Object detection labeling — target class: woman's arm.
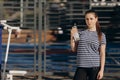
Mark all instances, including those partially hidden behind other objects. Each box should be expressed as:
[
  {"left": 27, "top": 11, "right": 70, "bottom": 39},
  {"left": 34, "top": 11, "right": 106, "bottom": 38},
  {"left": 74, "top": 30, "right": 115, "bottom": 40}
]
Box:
[
  {"left": 100, "top": 44, "right": 106, "bottom": 72},
  {"left": 70, "top": 28, "right": 78, "bottom": 52},
  {"left": 70, "top": 32, "right": 76, "bottom": 52},
  {"left": 97, "top": 44, "right": 106, "bottom": 79}
]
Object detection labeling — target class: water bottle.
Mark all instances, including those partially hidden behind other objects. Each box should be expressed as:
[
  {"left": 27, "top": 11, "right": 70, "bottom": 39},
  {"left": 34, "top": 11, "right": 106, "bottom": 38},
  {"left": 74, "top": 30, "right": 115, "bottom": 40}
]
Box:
[{"left": 72, "top": 23, "right": 80, "bottom": 41}]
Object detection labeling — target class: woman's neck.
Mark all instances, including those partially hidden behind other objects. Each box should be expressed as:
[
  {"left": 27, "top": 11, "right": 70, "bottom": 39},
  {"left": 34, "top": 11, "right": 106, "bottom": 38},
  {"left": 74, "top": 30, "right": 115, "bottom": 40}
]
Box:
[{"left": 87, "top": 27, "right": 96, "bottom": 31}]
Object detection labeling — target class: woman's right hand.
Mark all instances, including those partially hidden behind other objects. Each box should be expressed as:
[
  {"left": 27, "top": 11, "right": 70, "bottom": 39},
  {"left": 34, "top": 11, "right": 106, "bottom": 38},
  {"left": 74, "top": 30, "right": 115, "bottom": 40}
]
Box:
[{"left": 70, "top": 27, "right": 79, "bottom": 52}]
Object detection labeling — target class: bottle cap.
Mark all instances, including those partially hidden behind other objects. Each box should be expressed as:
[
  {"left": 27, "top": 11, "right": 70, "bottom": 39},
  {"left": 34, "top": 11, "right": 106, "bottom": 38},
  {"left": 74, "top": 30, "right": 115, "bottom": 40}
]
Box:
[{"left": 73, "top": 23, "right": 77, "bottom": 28}]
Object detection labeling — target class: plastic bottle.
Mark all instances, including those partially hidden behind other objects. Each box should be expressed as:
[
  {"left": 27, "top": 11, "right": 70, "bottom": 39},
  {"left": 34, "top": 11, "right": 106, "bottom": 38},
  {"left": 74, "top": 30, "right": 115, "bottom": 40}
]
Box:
[{"left": 72, "top": 23, "right": 80, "bottom": 41}]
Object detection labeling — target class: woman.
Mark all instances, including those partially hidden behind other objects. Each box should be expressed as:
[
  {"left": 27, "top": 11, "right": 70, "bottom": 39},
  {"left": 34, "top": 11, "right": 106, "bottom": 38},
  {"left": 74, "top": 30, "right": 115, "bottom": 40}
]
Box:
[{"left": 71, "top": 10, "right": 106, "bottom": 80}]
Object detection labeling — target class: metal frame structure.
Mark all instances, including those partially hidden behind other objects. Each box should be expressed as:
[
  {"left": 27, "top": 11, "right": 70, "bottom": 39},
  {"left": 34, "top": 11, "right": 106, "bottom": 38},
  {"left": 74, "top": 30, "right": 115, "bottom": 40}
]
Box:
[{"left": 1, "top": 0, "right": 47, "bottom": 80}]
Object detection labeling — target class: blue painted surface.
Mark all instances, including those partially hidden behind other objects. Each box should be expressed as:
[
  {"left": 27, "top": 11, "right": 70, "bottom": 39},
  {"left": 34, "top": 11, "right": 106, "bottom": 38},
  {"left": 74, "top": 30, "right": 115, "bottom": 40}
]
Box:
[{"left": 1, "top": 43, "right": 120, "bottom": 72}]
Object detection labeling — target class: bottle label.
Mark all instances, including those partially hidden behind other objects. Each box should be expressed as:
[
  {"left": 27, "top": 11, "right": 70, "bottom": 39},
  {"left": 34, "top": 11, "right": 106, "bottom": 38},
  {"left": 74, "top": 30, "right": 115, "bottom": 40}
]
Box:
[{"left": 73, "top": 32, "right": 80, "bottom": 41}]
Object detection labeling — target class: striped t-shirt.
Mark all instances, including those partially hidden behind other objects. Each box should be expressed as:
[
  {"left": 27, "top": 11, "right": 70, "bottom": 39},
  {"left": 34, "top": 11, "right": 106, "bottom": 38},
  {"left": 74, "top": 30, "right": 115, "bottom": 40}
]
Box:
[{"left": 76, "top": 29, "right": 106, "bottom": 67}]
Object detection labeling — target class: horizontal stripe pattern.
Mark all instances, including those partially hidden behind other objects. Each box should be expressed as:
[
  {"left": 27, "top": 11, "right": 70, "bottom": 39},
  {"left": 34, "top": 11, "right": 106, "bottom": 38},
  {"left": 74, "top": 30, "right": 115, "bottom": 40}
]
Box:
[{"left": 76, "top": 30, "right": 106, "bottom": 67}]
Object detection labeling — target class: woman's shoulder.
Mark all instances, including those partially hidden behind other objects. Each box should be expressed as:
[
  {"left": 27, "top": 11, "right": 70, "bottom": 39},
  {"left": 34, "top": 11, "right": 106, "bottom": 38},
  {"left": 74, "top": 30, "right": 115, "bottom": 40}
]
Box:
[
  {"left": 101, "top": 32, "right": 106, "bottom": 36},
  {"left": 78, "top": 29, "right": 87, "bottom": 34}
]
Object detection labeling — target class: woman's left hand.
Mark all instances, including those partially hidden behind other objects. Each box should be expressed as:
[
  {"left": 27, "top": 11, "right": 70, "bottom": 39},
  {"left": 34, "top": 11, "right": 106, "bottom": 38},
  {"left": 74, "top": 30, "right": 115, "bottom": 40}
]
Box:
[{"left": 97, "top": 70, "right": 104, "bottom": 80}]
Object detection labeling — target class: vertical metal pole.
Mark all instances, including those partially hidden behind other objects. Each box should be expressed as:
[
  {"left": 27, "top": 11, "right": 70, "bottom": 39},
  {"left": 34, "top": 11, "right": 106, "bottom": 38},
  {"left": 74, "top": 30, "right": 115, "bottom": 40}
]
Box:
[
  {"left": 0, "top": 1, "right": 3, "bottom": 19},
  {"left": 89, "top": 0, "right": 92, "bottom": 9},
  {"left": 20, "top": 0, "right": 24, "bottom": 27},
  {"left": 43, "top": 0, "right": 47, "bottom": 75},
  {"left": 34, "top": 0, "right": 37, "bottom": 75},
  {"left": 38, "top": 0, "right": 42, "bottom": 79},
  {"left": 2, "top": 29, "right": 12, "bottom": 80}
]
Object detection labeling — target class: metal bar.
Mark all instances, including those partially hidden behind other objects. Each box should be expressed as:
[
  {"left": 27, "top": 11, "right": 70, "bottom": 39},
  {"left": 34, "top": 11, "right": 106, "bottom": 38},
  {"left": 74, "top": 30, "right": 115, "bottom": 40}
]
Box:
[
  {"left": 33, "top": 0, "right": 37, "bottom": 74},
  {"left": 38, "top": 0, "right": 42, "bottom": 79},
  {"left": 0, "top": 1, "right": 3, "bottom": 19},
  {"left": 20, "top": 0, "right": 24, "bottom": 27},
  {"left": 89, "top": 0, "right": 92, "bottom": 9},
  {"left": 43, "top": 0, "right": 47, "bottom": 75}
]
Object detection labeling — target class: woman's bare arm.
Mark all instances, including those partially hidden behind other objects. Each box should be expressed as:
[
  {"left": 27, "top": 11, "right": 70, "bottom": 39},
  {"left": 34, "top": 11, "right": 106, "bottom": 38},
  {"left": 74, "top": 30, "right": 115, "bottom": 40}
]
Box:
[
  {"left": 100, "top": 44, "right": 106, "bottom": 72},
  {"left": 97, "top": 44, "right": 106, "bottom": 79},
  {"left": 70, "top": 32, "right": 75, "bottom": 52}
]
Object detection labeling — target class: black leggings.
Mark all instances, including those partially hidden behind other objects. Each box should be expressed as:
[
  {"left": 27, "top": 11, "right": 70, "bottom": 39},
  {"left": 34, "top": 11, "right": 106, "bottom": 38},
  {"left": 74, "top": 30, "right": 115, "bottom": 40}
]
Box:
[{"left": 73, "top": 67, "right": 100, "bottom": 80}]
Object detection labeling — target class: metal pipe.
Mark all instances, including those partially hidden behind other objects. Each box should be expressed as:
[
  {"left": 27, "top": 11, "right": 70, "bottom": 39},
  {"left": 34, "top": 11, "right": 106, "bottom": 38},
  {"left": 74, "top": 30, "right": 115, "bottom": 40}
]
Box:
[
  {"left": 38, "top": 0, "right": 42, "bottom": 79},
  {"left": 33, "top": 0, "right": 37, "bottom": 74},
  {"left": 20, "top": 0, "right": 24, "bottom": 27},
  {"left": 43, "top": 0, "right": 47, "bottom": 75},
  {"left": 89, "top": 0, "right": 92, "bottom": 9},
  {"left": 2, "top": 29, "right": 12, "bottom": 80}
]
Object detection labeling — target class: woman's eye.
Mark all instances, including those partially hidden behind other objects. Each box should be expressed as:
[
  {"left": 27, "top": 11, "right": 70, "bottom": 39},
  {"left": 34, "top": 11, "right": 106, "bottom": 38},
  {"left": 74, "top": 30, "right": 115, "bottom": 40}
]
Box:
[
  {"left": 90, "top": 18, "right": 93, "bottom": 20},
  {"left": 86, "top": 18, "right": 89, "bottom": 20}
]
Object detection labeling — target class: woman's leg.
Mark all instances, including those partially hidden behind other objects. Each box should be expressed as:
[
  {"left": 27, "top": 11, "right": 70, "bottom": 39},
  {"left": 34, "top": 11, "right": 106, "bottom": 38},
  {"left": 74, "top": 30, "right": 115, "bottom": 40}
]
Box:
[{"left": 73, "top": 67, "right": 87, "bottom": 80}]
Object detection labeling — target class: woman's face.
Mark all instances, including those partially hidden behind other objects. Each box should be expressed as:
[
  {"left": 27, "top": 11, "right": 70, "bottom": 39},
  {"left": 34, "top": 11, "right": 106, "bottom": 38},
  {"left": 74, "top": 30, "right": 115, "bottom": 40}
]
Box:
[{"left": 85, "top": 13, "right": 98, "bottom": 29}]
